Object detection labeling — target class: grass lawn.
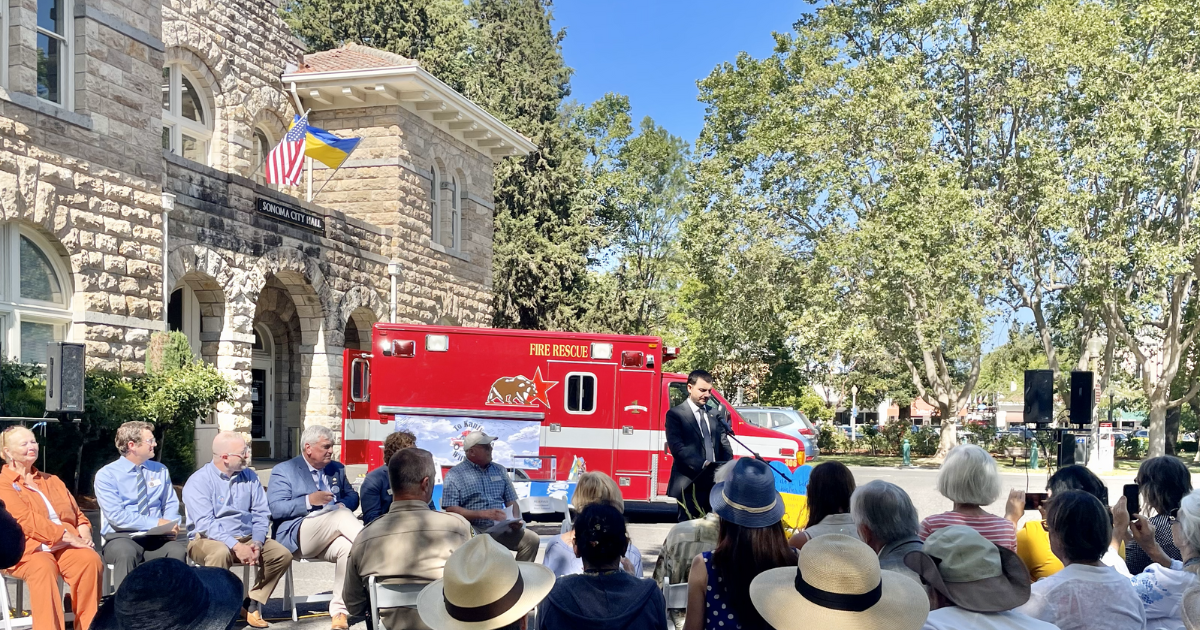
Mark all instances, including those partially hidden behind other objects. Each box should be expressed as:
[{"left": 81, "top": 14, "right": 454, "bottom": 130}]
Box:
[{"left": 823, "top": 453, "right": 1200, "bottom": 475}]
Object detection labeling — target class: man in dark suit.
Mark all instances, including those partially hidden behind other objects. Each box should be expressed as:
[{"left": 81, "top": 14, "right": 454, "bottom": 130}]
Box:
[
  {"left": 267, "top": 425, "right": 361, "bottom": 630},
  {"left": 666, "top": 369, "right": 734, "bottom": 521}
]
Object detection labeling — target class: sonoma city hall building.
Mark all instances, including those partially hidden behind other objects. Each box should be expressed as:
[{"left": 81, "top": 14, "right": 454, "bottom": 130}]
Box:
[{"left": 0, "top": 0, "right": 533, "bottom": 458}]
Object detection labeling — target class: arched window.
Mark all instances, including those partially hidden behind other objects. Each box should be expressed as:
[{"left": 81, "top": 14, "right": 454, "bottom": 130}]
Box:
[
  {"left": 251, "top": 128, "right": 271, "bottom": 185},
  {"left": 0, "top": 223, "right": 72, "bottom": 365},
  {"left": 162, "top": 64, "right": 211, "bottom": 165},
  {"left": 430, "top": 163, "right": 442, "bottom": 245}
]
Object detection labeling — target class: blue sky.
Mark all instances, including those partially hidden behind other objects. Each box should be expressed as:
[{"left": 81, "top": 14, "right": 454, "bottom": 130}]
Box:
[{"left": 551, "top": 0, "right": 812, "bottom": 143}]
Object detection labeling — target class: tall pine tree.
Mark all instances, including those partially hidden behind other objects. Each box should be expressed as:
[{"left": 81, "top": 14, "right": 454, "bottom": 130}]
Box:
[{"left": 466, "top": 0, "right": 597, "bottom": 330}]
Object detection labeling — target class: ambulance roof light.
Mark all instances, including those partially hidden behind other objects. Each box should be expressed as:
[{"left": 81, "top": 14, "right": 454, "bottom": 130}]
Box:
[
  {"left": 591, "top": 343, "right": 613, "bottom": 360},
  {"left": 426, "top": 334, "right": 450, "bottom": 352},
  {"left": 663, "top": 347, "right": 681, "bottom": 362}
]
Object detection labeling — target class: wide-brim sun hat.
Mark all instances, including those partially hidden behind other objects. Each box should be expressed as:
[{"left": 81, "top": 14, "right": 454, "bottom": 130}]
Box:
[
  {"left": 904, "top": 525, "right": 1031, "bottom": 613},
  {"left": 418, "top": 534, "right": 555, "bottom": 630},
  {"left": 749, "top": 534, "right": 929, "bottom": 630},
  {"left": 709, "top": 457, "right": 785, "bottom": 528},
  {"left": 93, "top": 558, "right": 243, "bottom": 630}
]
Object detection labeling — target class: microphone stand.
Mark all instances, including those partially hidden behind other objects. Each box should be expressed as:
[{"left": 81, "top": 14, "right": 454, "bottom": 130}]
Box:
[{"left": 713, "top": 412, "right": 793, "bottom": 483}]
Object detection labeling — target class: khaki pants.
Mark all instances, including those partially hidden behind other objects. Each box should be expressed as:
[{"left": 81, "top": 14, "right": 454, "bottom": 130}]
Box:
[
  {"left": 479, "top": 525, "right": 539, "bottom": 562},
  {"left": 298, "top": 507, "right": 363, "bottom": 617},
  {"left": 187, "top": 536, "right": 290, "bottom": 605}
]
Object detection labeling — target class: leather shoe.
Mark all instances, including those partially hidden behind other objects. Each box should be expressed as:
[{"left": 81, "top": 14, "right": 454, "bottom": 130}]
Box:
[
  {"left": 331, "top": 613, "right": 349, "bottom": 629},
  {"left": 243, "top": 608, "right": 269, "bottom": 628}
]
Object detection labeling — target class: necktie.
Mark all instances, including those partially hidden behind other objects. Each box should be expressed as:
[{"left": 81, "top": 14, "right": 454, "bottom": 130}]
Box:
[
  {"left": 311, "top": 468, "right": 324, "bottom": 491},
  {"left": 136, "top": 467, "right": 149, "bottom": 515},
  {"left": 698, "top": 407, "right": 716, "bottom": 463}
]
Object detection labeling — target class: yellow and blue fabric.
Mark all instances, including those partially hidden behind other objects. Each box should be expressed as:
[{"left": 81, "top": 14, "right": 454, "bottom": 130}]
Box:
[{"left": 302, "top": 120, "right": 362, "bottom": 169}]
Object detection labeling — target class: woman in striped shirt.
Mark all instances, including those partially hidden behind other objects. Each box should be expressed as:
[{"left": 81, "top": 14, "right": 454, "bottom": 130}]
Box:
[{"left": 919, "top": 444, "right": 1017, "bottom": 550}]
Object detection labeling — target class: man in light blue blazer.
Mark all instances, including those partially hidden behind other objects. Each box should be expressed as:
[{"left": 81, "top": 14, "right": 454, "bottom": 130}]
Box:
[{"left": 268, "top": 425, "right": 361, "bottom": 630}]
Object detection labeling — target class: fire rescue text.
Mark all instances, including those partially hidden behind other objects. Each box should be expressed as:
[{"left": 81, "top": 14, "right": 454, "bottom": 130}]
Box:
[{"left": 529, "top": 343, "right": 589, "bottom": 358}]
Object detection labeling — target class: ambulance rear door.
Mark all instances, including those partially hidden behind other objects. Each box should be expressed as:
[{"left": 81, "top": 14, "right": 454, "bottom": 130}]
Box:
[{"left": 545, "top": 360, "right": 617, "bottom": 479}]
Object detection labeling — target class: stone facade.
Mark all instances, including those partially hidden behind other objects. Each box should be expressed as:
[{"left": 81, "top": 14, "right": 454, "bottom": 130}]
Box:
[{"left": 0, "top": 0, "right": 529, "bottom": 458}]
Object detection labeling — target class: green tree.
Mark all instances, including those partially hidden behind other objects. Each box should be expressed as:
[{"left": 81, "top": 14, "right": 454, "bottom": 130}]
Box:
[
  {"left": 977, "top": 325, "right": 1050, "bottom": 398},
  {"left": 575, "top": 94, "right": 688, "bottom": 335},
  {"left": 281, "top": 0, "right": 474, "bottom": 91}
]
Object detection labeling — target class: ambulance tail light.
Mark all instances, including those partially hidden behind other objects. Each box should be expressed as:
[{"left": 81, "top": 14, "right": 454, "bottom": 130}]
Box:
[
  {"left": 621, "top": 351, "right": 645, "bottom": 368},
  {"left": 663, "top": 347, "right": 681, "bottom": 362},
  {"left": 591, "top": 343, "right": 613, "bottom": 360},
  {"left": 426, "top": 334, "right": 450, "bottom": 352},
  {"left": 779, "top": 447, "right": 796, "bottom": 458},
  {"left": 382, "top": 340, "right": 415, "bottom": 358}
]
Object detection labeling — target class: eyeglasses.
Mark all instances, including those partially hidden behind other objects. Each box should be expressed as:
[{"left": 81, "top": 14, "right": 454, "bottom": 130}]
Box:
[{"left": 222, "top": 450, "right": 250, "bottom": 459}]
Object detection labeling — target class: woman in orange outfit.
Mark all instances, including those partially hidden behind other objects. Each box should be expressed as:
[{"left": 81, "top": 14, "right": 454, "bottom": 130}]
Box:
[{"left": 0, "top": 426, "right": 102, "bottom": 630}]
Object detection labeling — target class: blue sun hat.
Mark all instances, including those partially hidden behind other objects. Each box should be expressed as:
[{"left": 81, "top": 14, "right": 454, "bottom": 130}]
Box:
[{"left": 710, "top": 457, "right": 786, "bottom": 527}]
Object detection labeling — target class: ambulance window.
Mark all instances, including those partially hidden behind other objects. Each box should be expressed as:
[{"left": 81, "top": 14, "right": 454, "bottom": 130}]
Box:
[
  {"left": 566, "top": 373, "right": 596, "bottom": 414},
  {"left": 350, "top": 358, "right": 370, "bottom": 403}
]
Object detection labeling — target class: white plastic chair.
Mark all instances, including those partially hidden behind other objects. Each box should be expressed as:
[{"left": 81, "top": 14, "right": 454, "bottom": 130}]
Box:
[
  {"left": 1, "top": 573, "right": 72, "bottom": 630},
  {"left": 367, "top": 576, "right": 424, "bottom": 630},
  {"left": 516, "top": 496, "right": 572, "bottom": 533},
  {"left": 661, "top": 577, "right": 688, "bottom": 624},
  {"left": 283, "top": 557, "right": 334, "bottom": 622}
]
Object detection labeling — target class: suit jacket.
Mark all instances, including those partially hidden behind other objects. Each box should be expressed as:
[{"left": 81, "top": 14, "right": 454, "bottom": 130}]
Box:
[
  {"left": 359, "top": 465, "right": 392, "bottom": 526},
  {"left": 0, "top": 465, "right": 90, "bottom": 561},
  {"left": 665, "top": 401, "right": 733, "bottom": 499},
  {"left": 268, "top": 456, "right": 360, "bottom": 553}
]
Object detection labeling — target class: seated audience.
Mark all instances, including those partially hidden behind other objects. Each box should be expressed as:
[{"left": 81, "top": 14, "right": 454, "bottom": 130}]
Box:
[
  {"left": 1127, "top": 487, "right": 1200, "bottom": 630},
  {"left": 748, "top": 533, "right": 929, "bottom": 630},
  {"left": 906, "top": 525, "right": 1056, "bottom": 629},
  {"left": 1007, "top": 464, "right": 1126, "bottom": 580},
  {"left": 653, "top": 463, "right": 731, "bottom": 630},
  {"left": 788, "top": 460, "right": 860, "bottom": 549},
  {"left": 539, "top": 503, "right": 667, "bottom": 630},
  {"left": 920, "top": 444, "right": 1016, "bottom": 550},
  {"left": 685, "top": 458, "right": 796, "bottom": 630},
  {"left": 442, "top": 431, "right": 539, "bottom": 561},
  {"left": 1015, "top": 490, "right": 1145, "bottom": 630},
  {"left": 267, "top": 425, "right": 362, "bottom": 630},
  {"left": 92, "top": 558, "right": 242, "bottom": 630},
  {"left": 184, "top": 431, "right": 291, "bottom": 629},
  {"left": 0, "top": 499, "right": 24, "bottom": 570},
  {"left": 852, "top": 479, "right": 924, "bottom": 580},
  {"left": 93, "top": 421, "right": 187, "bottom": 589},
  {"left": 344, "top": 448, "right": 473, "bottom": 630},
  {"left": 1125, "top": 456, "right": 1192, "bottom": 575},
  {"left": 360, "top": 430, "right": 416, "bottom": 525},
  {"left": 416, "top": 534, "right": 556, "bottom": 630},
  {"left": 543, "top": 471, "right": 643, "bottom": 577},
  {"left": 0, "top": 425, "right": 102, "bottom": 630}
]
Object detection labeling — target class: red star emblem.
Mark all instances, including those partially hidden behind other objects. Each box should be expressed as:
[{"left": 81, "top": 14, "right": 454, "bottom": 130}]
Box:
[{"left": 530, "top": 367, "right": 558, "bottom": 408}]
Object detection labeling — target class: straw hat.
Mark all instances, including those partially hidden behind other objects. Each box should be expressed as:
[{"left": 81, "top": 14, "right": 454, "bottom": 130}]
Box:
[
  {"left": 904, "top": 525, "right": 1031, "bottom": 613},
  {"left": 418, "top": 534, "right": 555, "bottom": 630},
  {"left": 709, "top": 457, "right": 785, "bottom": 528},
  {"left": 749, "top": 534, "right": 929, "bottom": 630}
]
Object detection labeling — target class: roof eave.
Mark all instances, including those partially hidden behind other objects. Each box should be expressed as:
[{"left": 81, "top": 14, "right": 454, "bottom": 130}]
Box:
[{"left": 282, "top": 65, "right": 537, "bottom": 159}]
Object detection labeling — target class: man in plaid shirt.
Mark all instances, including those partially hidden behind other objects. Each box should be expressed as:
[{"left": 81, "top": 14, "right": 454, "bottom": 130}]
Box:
[{"left": 441, "top": 431, "right": 540, "bottom": 561}]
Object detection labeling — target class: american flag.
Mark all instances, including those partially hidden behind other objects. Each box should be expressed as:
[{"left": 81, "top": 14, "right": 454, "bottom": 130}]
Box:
[{"left": 266, "top": 114, "right": 308, "bottom": 187}]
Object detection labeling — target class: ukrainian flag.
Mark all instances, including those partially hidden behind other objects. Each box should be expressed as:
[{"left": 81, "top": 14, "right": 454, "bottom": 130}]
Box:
[{"left": 304, "top": 123, "right": 362, "bottom": 170}]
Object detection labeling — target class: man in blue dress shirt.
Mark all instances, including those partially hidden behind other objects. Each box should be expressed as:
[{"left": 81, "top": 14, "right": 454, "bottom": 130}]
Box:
[
  {"left": 184, "top": 431, "right": 290, "bottom": 628},
  {"left": 94, "top": 421, "right": 188, "bottom": 589},
  {"left": 267, "top": 425, "right": 361, "bottom": 630}
]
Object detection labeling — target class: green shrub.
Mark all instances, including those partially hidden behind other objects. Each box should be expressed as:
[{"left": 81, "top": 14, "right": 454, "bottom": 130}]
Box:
[
  {"left": 910, "top": 426, "right": 940, "bottom": 457},
  {"left": 1118, "top": 437, "right": 1147, "bottom": 460},
  {"left": 818, "top": 426, "right": 850, "bottom": 454}
]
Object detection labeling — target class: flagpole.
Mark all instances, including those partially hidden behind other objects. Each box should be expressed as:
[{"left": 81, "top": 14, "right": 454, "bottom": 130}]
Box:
[{"left": 306, "top": 157, "right": 313, "bottom": 202}]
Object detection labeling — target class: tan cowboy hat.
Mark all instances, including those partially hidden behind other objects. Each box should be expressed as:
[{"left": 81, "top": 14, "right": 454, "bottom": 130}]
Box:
[
  {"left": 1183, "top": 584, "right": 1200, "bottom": 630},
  {"left": 749, "top": 534, "right": 929, "bottom": 630},
  {"left": 418, "top": 534, "right": 555, "bottom": 630},
  {"left": 904, "top": 525, "right": 1031, "bottom": 613}
]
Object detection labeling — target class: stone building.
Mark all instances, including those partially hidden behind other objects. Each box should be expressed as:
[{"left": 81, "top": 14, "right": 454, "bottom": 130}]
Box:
[{"left": 0, "top": 0, "right": 532, "bottom": 458}]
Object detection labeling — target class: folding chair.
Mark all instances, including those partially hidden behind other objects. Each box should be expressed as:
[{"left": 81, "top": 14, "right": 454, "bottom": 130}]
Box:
[
  {"left": 661, "top": 577, "right": 689, "bottom": 625},
  {"left": 283, "top": 557, "right": 334, "bottom": 622},
  {"left": 1, "top": 573, "right": 72, "bottom": 630},
  {"left": 367, "top": 576, "right": 424, "bottom": 630}
]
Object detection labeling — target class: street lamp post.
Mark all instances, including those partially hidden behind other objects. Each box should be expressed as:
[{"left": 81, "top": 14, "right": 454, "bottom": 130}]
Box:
[{"left": 850, "top": 384, "right": 860, "bottom": 441}]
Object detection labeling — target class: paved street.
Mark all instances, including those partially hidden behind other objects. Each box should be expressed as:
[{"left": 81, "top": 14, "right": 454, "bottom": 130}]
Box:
[{"left": 170, "top": 465, "right": 1169, "bottom": 629}]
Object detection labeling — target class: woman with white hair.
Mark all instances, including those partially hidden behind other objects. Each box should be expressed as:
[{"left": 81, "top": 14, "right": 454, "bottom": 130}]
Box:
[
  {"left": 1127, "top": 487, "right": 1200, "bottom": 630},
  {"left": 920, "top": 444, "right": 1017, "bottom": 550}
]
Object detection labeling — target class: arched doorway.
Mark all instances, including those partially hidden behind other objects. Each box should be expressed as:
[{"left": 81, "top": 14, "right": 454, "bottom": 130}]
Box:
[
  {"left": 250, "top": 323, "right": 275, "bottom": 459},
  {"left": 344, "top": 307, "right": 376, "bottom": 351}
]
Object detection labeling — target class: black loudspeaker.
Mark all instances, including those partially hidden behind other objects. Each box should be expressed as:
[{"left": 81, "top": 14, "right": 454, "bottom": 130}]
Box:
[
  {"left": 1057, "top": 430, "right": 1090, "bottom": 468},
  {"left": 1070, "top": 371, "right": 1095, "bottom": 426},
  {"left": 45, "top": 342, "right": 86, "bottom": 413},
  {"left": 1024, "top": 369, "right": 1054, "bottom": 424}
]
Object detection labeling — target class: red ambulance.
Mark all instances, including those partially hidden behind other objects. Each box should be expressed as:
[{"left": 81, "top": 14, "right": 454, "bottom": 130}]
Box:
[{"left": 341, "top": 324, "right": 806, "bottom": 505}]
